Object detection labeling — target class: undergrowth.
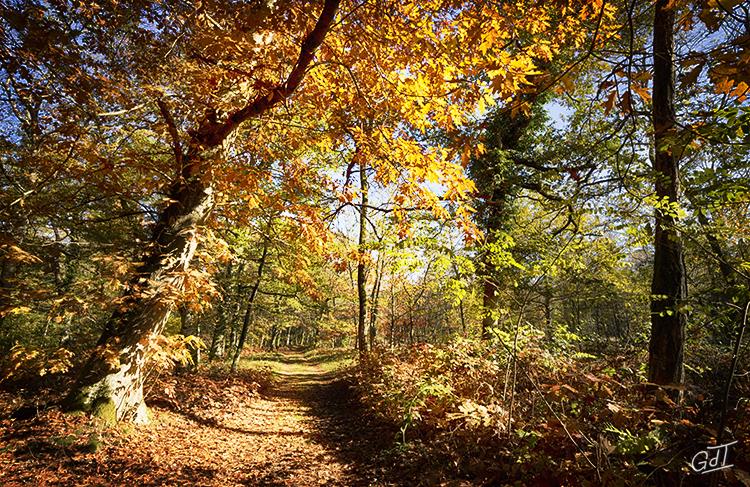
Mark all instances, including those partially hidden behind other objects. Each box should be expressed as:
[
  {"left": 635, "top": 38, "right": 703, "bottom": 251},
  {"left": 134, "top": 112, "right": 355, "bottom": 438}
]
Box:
[{"left": 352, "top": 337, "right": 750, "bottom": 486}]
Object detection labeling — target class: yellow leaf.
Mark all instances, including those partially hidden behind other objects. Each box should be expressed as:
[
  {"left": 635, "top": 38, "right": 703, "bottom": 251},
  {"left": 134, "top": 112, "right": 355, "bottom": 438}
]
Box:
[
  {"left": 632, "top": 84, "right": 651, "bottom": 102},
  {"left": 8, "top": 306, "right": 32, "bottom": 315}
]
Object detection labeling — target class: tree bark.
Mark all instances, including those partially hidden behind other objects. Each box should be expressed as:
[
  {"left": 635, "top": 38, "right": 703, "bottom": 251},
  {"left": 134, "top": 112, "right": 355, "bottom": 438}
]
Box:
[
  {"left": 209, "top": 261, "right": 236, "bottom": 360},
  {"left": 648, "top": 0, "right": 687, "bottom": 389},
  {"left": 0, "top": 254, "right": 15, "bottom": 331},
  {"left": 481, "top": 276, "right": 500, "bottom": 340},
  {"left": 477, "top": 108, "right": 533, "bottom": 339},
  {"left": 64, "top": 0, "right": 341, "bottom": 423},
  {"left": 480, "top": 183, "right": 512, "bottom": 340},
  {"left": 689, "top": 198, "right": 745, "bottom": 344},
  {"left": 65, "top": 166, "right": 214, "bottom": 423},
  {"left": 389, "top": 284, "right": 396, "bottom": 347},
  {"left": 230, "top": 237, "right": 269, "bottom": 372},
  {"left": 268, "top": 325, "right": 278, "bottom": 350},
  {"left": 357, "top": 158, "right": 369, "bottom": 352},
  {"left": 368, "top": 249, "right": 384, "bottom": 349}
]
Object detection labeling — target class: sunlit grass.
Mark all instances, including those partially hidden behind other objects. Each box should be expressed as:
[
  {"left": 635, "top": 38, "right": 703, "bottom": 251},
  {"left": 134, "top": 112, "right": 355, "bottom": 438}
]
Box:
[{"left": 240, "top": 348, "right": 356, "bottom": 375}]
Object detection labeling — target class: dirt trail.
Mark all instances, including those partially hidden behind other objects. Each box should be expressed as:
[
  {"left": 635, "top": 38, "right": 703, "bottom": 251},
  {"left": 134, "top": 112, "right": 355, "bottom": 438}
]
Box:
[
  {"left": 238, "top": 352, "right": 393, "bottom": 486},
  {"left": 1, "top": 352, "right": 399, "bottom": 486}
]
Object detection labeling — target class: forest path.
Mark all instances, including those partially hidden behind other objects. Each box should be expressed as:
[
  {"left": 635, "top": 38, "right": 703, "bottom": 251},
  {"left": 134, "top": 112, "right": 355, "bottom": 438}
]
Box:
[{"left": 235, "top": 350, "right": 392, "bottom": 486}]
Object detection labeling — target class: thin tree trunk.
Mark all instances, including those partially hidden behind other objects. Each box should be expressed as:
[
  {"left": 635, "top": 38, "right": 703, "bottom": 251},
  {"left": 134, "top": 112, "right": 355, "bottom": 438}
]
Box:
[
  {"left": 368, "top": 252, "right": 384, "bottom": 349},
  {"left": 0, "top": 253, "right": 16, "bottom": 331},
  {"left": 228, "top": 325, "right": 237, "bottom": 358},
  {"left": 481, "top": 279, "right": 498, "bottom": 339},
  {"left": 389, "top": 284, "right": 396, "bottom": 347},
  {"left": 209, "top": 321, "right": 226, "bottom": 360},
  {"left": 357, "top": 158, "right": 369, "bottom": 352},
  {"left": 209, "top": 261, "right": 234, "bottom": 360},
  {"left": 458, "top": 298, "right": 466, "bottom": 335},
  {"left": 695, "top": 209, "right": 734, "bottom": 281},
  {"left": 450, "top": 261, "right": 466, "bottom": 335},
  {"left": 648, "top": 0, "right": 687, "bottom": 389},
  {"left": 230, "top": 237, "right": 269, "bottom": 372},
  {"left": 543, "top": 286, "right": 554, "bottom": 328},
  {"left": 409, "top": 307, "right": 414, "bottom": 345},
  {"left": 691, "top": 201, "right": 744, "bottom": 343}
]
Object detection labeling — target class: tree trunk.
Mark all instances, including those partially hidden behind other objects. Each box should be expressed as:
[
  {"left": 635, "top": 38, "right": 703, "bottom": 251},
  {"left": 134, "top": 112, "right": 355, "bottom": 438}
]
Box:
[
  {"left": 696, "top": 209, "right": 734, "bottom": 281},
  {"left": 268, "top": 325, "right": 278, "bottom": 350},
  {"left": 458, "top": 297, "right": 466, "bottom": 335},
  {"left": 368, "top": 252, "right": 384, "bottom": 349},
  {"left": 0, "top": 254, "right": 15, "bottom": 331},
  {"left": 478, "top": 124, "right": 531, "bottom": 339},
  {"left": 230, "top": 237, "right": 269, "bottom": 372},
  {"left": 481, "top": 278, "right": 499, "bottom": 339},
  {"left": 408, "top": 307, "right": 414, "bottom": 345},
  {"left": 228, "top": 323, "right": 238, "bottom": 357},
  {"left": 209, "top": 322, "right": 227, "bottom": 360},
  {"left": 648, "top": 0, "right": 687, "bottom": 389},
  {"left": 480, "top": 188, "right": 507, "bottom": 340},
  {"left": 210, "top": 261, "right": 235, "bottom": 359},
  {"left": 388, "top": 284, "right": 396, "bottom": 349},
  {"left": 474, "top": 88, "right": 551, "bottom": 341},
  {"left": 691, "top": 202, "right": 744, "bottom": 344},
  {"left": 63, "top": 0, "right": 340, "bottom": 423},
  {"left": 543, "top": 283, "right": 553, "bottom": 332},
  {"left": 65, "top": 166, "right": 214, "bottom": 424},
  {"left": 357, "top": 158, "right": 369, "bottom": 352}
]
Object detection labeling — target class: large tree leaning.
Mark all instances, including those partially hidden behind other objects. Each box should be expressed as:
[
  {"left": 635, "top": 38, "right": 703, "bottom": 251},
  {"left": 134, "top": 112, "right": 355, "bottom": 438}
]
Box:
[
  {"left": 64, "top": 0, "right": 341, "bottom": 424},
  {"left": 647, "top": 0, "right": 687, "bottom": 390}
]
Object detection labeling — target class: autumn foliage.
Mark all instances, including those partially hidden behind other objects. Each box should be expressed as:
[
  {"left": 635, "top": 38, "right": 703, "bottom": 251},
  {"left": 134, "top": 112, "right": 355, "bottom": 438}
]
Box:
[{"left": 1, "top": 0, "right": 750, "bottom": 485}]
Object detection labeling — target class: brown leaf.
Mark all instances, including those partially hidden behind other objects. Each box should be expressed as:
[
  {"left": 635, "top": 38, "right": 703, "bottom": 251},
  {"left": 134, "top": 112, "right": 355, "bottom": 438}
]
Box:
[{"left": 681, "top": 62, "right": 704, "bottom": 87}]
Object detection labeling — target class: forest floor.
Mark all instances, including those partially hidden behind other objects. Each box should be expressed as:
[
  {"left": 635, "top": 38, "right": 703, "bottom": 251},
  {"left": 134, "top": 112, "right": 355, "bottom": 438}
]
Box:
[{"left": 0, "top": 350, "right": 430, "bottom": 486}]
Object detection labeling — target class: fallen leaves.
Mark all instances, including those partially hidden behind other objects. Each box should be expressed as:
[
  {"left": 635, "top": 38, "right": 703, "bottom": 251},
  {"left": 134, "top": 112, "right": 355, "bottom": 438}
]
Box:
[{"left": 0, "top": 355, "right": 398, "bottom": 486}]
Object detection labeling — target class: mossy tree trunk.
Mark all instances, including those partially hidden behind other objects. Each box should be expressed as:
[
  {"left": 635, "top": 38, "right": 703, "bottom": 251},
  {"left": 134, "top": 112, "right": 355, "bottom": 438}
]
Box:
[
  {"left": 64, "top": 155, "right": 214, "bottom": 423},
  {"left": 64, "top": 0, "right": 341, "bottom": 423},
  {"left": 474, "top": 108, "right": 533, "bottom": 340}
]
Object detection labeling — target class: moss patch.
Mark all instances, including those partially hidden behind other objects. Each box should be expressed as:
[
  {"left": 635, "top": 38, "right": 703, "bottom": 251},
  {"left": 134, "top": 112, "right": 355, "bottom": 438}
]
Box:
[
  {"left": 91, "top": 397, "right": 117, "bottom": 427},
  {"left": 51, "top": 434, "right": 77, "bottom": 448},
  {"left": 85, "top": 432, "right": 104, "bottom": 453}
]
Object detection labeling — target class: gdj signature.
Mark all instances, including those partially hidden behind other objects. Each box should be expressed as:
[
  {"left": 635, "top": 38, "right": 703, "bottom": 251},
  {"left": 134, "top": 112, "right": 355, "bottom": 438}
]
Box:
[{"left": 690, "top": 441, "right": 738, "bottom": 474}]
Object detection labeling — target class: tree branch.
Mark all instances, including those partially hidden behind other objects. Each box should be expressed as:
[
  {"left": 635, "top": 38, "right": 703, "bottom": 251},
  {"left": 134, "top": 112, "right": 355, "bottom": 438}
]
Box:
[
  {"left": 200, "top": 0, "right": 341, "bottom": 146},
  {"left": 156, "top": 98, "right": 183, "bottom": 168}
]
